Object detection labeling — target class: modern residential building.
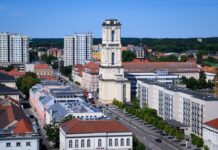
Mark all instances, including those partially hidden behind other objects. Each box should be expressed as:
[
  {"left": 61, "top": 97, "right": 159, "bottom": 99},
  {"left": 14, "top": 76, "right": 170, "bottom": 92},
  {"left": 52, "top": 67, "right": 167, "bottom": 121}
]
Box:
[
  {"left": 99, "top": 19, "right": 131, "bottom": 104},
  {"left": 203, "top": 118, "right": 218, "bottom": 150},
  {"left": 137, "top": 80, "right": 218, "bottom": 136},
  {"left": 0, "top": 102, "right": 39, "bottom": 150},
  {"left": 0, "top": 32, "right": 29, "bottom": 66},
  {"left": 82, "top": 61, "right": 100, "bottom": 92},
  {"left": 59, "top": 119, "right": 133, "bottom": 150},
  {"left": 63, "top": 33, "right": 92, "bottom": 66}
]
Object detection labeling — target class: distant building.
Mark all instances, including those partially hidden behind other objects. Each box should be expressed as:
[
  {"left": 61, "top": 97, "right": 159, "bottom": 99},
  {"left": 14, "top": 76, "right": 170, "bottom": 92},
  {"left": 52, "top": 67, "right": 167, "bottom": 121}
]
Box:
[
  {"left": 0, "top": 32, "right": 29, "bottom": 66},
  {"left": 59, "top": 119, "right": 133, "bottom": 150},
  {"left": 34, "top": 64, "right": 53, "bottom": 80},
  {"left": 0, "top": 83, "right": 19, "bottom": 101},
  {"left": 72, "top": 64, "right": 84, "bottom": 85},
  {"left": 203, "top": 118, "right": 218, "bottom": 150},
  {"left": 137, "top": 80, "right": 218, "bottom": 136},
  {"left": 47, "top": 48, "right": 62, "bottom": 58},
  {"left": 0, "top": 103, "right": 39, "bottom": 150},
  {"left": 0, "top": 72, "right": 16, "bottom": 88},
  {"left": 64, "top": 33, "right": 92, "bottom": 66}
]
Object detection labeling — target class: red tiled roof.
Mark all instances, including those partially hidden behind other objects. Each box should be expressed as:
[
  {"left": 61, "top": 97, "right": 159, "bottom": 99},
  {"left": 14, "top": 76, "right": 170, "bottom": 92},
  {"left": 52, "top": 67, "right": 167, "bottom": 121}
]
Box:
[
  {"left": 84, "top": 62, "right": 100, "bottom": 74},
  {"left": 123, "top": 62, "right": 199, "bottom": 73},
  {"left": 204, "top": 118, "right": 218, "bottom": 129},
  {"left": 73, "top": 64, "right": 84, "bottom": 77},
  {"left": 7, "top": 68, "right": 25, "bottom": 77},
  {"left": 61, "top": 119, "right": 130, "bottom": 134},
  {"left": 35, "top": 64, "right": 51, "bottom": 69},
  {"left": 14, "top": 119, "right": 33, "bottom": 134}
]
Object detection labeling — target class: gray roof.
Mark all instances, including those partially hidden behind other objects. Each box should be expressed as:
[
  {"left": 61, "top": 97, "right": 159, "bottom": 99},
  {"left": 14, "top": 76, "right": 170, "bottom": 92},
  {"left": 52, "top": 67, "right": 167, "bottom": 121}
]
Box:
[
  {"left": 47, "top": 103, "right": 68, "bottom": 122},
  {"left": 0, "top": 84, "right": 19, "bottom": 95},
  {"left": 140, "top": 80, "right": 218, "bottom": 101},
  {"left": 41, "top": 81, "right": 62, "bottom": 86},
  {"left": 39, "top": 95, "right": 53, "bottom": 105},
  {"left": 0, "top": 73, "right": 15, "bottom": 82}
]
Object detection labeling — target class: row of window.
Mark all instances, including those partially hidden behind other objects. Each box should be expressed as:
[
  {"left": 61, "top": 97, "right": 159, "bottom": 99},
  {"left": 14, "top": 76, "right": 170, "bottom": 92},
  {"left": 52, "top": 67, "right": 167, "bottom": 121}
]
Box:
[
  {"left": 6, "top": 142, "right": 31, "bottom": 147},
  {"left": 69, "top": 138, "right": 131, "bottom": 148}
]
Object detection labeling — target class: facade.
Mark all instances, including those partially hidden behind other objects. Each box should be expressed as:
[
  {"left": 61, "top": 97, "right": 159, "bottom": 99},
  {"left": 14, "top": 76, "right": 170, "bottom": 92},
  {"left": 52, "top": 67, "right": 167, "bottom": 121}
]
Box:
[
  {"left": 47, "top": 48, "right": 62, "bottom": 58},
  {"left": 60, "top": 119, "right": 133, "bottom": 150},
  {"left": 0, "top": 32, "right": 29, "bottom": 66},
  {"left": 99, "top": 19, "right": 131, "bottom": 104},
  {"left": 137, "top": 80, "right": 218, "bottom": 136},
  {"left": 34, "top": 64, "right": 53, "bottom": 79},
  {"left": 72, "top": 64, "right": 84, "bottom": 85},
  {"left": 64, "top": 33, "right": 92, "bottom": 66},
  {"left": 203, "top": 118, "right": 218, "bottom": 150},
  {"left": 0, "top": 103, "right": 39, "bottom": 150},
  {"left": 82, "top": 61, "right": 100, "bottom": 92}
]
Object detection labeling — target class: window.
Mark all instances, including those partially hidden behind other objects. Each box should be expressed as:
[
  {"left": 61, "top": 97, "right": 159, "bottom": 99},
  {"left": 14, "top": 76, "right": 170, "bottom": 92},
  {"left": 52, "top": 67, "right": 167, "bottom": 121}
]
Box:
[
  {"left": 109, "top": 139, "right": 112, "bottom": 147},
  {"left": 87, "top": 139, "right": 91, "bottom": 147},
  {"left": 115, "top": 138, "right": 118, "bottom": 146},
  {"left": 81, "top": 139, "right": 84, "bottom": 147},
  {"left": 75, "top": 140, "right": 78, "bottom": 148},
  {"left": 121, "top": 138, "right": 124, "bottom": 146},
  {"left": 123, "top": 84, "right": 126, "bottom": 102},
  {"left": 98, "top": 139, "right": 102, "bottom": 147},
  {"left": 6, "top": 143, "right": 11, "bottom": 147},
  {"left": 111, "top": 30, "right": 115, "bottom": 42},
  {"left": 126, "top": 138, "right": 130, "bottom": 146},
  {"left": 16, "top": 142, "right": 21, "bottom": 147},
  {"left": 111, "top": 52, "right": 115, "bottom": 65},
  {"left": 69, "top": 140, "right": 72, "bottom": 148},
  {"left": 26, "top": 142, "right": 31, "bottom": 146}
]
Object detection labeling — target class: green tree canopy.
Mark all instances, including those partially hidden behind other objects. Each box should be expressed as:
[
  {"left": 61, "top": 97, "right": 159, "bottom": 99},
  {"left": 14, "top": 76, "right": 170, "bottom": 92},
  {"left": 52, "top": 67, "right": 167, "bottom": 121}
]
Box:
[{"left": 122, "top": 50, "right": 136, "bottom": 62}]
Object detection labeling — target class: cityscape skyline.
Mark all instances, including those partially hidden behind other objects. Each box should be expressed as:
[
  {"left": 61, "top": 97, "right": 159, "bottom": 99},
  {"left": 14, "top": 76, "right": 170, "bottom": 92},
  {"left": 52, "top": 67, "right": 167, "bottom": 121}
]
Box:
[{"left": 0, "top": 0, "right": 218, "bottom": 38}]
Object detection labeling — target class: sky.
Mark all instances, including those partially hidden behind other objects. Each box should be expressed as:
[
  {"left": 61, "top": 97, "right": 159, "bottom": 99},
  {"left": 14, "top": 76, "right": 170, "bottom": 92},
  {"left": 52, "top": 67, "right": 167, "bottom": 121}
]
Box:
[{"left": 0, "top": 0, "right": 218, "bottom": 38}]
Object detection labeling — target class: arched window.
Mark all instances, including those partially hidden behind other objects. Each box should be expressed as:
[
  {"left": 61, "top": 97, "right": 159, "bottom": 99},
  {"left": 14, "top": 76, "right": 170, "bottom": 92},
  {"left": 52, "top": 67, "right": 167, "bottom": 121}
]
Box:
[
  {"left": 81, "top": 139, "right": 84, "bottom": 148},
  {"left": 123, "top": 84, "right": 126, "bottom": 102},
  {"left": 111, "top": 52, "right": 115, "bottom": 65},
  {"left": 87, "top": 139, "right": 91, "bottom": 147},
  {"left": 126, "top": 138, "right": 130, "bottom": 146},
  {"left": 69, "top": 140, "right": 72, "bottom": 148},
  {"left": 109, "top": 139, "right": 112, "bottom": 147},
  {"left": 111, "top": 30, "right": 115, "bottom": 42},
  {"left": 98, "top": 139, "right": 102, "bottom": 147},
  {"left": 115, "top": 138, "right": 118, "bottom": 146},
  {"left": 121, "top": 138, "right": 124, "bottom": 146},
  {"left": 75, "top": 140, "right": 78, "bottom": 148}
]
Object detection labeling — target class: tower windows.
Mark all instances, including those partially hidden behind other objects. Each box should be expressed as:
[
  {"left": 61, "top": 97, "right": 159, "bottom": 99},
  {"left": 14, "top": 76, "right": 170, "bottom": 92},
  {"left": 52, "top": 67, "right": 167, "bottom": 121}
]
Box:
[
  {"left": 111, "top": 30, "right": 115, "bottom": 42},
  {"left": 123, "top": 84, "right": 127, "bottom": 102},
  {"left": 111, "top": 52, "right": 115, "bottom": 65}
]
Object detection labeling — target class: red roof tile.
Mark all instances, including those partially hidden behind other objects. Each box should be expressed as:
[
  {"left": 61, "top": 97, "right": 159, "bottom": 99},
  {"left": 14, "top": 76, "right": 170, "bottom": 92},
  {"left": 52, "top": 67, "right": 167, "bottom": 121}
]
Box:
[
  {"left": 204, "top": 118, "right": 218, "bottom": 129},
  {"left": 61, "top": 119, "right": 130, "bottom": 134},
  {"left": 35, "top": 64, "right": 51, "bottom": 69},
  {"left": 14, "top": 119, "right": 33, "bottom": 134}
]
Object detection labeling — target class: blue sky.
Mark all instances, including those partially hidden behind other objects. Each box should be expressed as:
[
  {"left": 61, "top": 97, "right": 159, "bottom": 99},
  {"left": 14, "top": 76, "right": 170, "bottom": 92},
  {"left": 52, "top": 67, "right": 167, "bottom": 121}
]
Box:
[{"left": 0, "top": 0, "right": 218, "bottom": 38}]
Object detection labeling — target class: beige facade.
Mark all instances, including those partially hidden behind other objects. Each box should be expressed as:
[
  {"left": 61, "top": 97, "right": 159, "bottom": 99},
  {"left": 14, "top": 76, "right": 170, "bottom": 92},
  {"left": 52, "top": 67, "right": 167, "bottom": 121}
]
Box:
[{"left": 99, "top": 19, "right": 130, "bottom": 104}]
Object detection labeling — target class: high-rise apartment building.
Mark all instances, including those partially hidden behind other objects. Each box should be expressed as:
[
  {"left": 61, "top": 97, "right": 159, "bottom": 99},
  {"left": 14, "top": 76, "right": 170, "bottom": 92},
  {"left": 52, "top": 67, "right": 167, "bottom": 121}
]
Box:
[
  {"left": 0, "top": 32, "right": 29, "bottom": 66},
  {"left": 63, "top": 33, "right": 92, "bottom": 66}
]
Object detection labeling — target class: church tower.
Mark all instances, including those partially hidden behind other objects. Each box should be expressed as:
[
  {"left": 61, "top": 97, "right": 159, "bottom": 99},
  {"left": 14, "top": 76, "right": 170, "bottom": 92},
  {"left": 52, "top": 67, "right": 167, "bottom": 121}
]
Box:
[{"left": 99, "top": 19, "right": 131, "bottom": 104}]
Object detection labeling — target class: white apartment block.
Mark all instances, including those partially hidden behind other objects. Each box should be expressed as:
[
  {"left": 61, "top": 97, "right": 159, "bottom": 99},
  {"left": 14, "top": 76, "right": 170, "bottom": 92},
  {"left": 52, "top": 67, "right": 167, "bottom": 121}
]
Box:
[
  {"left": 64, "top": 33, "right": 92, "bottom": 66},
  {"left": 0, "top": 32, "right": 29, "bottom": 66},
  {"left": 137, "top": 80, "right": 218, "bottom": 136},
  {"left": 60, "top": 119, "right": 133, "bottom": 150}
]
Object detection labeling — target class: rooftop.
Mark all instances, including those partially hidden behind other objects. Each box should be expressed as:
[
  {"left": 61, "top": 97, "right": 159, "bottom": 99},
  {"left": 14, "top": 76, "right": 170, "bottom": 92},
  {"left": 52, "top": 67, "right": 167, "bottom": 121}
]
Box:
[
  {"left": 0, "top": 72, "right": 15, "bottom": 82},
  {"left": 140, "top": 80, "right": 218, "bottom": 101},
  {"left": 0, "top": 84, "right": 19, "bottom": 95},
  {"left": 204, "top": 118, "right": 218, "bottom": 129},
  {"left": 35, "top": 64, "right": 52, "bottom": 69},
  {"left": 61, "top": 119, "right": 130, "bottom": 134}
]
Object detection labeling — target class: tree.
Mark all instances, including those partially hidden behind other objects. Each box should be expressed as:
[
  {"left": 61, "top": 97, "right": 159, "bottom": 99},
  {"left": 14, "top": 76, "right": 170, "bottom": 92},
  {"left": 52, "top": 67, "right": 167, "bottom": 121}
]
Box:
[
  {"left": 60, "top": 65, "right": 72, "bottom": 77},
  {"left": 204, "top": 145, "right": 209, "bottom": 150},
  {"left": 61, "top": 115, "right": 72, "bottom": 123},
  {"left": 176, "top": 132, "right": 185, "bottom": 141},
  {"left": 52, "top": 61, "right": 59, "bottom": 70},
  {"left": 180, "top": 55, "right": 188, "bottom": 62},
  {"left": 131, "top": 97, "right": 140, "bottom": 109},
  {"left": 29, "top": 50, "right": 39, "bottom": 62},
  {"left": 122, "top": 50, "right": 136, "bottom": 62},
  {"left": 44, "top": 122, "right": 59, "bottom": 148}
]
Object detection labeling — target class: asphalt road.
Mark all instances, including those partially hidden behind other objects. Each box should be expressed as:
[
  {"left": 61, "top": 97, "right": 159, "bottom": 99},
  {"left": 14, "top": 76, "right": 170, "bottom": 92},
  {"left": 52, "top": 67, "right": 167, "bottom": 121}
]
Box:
[{"left": 104, "top": 107, "right": 195, "bottom": 150}]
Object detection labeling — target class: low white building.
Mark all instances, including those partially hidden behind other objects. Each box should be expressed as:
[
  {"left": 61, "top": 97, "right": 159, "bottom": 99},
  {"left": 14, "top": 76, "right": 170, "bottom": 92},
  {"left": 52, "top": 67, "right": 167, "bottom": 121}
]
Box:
[
  {"left": 59, "top": 119, "right": 133, "bottom": 150},
  {"left": 203, "top": 118, "right": 218, "bottom": 150},
  {"left": 137, "top": 80, "right": 218, "bottom": 136}
]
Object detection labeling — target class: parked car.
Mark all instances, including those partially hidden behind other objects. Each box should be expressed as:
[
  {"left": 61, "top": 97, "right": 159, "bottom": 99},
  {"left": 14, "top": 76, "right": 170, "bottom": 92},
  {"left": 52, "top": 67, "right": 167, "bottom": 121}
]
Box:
[{"left": 155, "top": 139, "right": 162, "bottom": 143}]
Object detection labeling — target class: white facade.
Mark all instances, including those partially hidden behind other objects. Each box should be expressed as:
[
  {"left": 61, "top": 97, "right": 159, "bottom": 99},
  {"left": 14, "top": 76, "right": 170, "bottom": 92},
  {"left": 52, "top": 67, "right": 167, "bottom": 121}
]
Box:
[
  {"left": 137, "top": 80, "right": 218, "bottom": 136},
  {"left": 203, "top": 122, "right": 218, "bottom": 150},
  {"left": 60, "top": 128, "right": 133, "bottom": 150},
  {"left": 0, "top": 32, "right": 29, "bottom": 65},
  {"left": 0, "top": 136, "right": 39, "bottom": 150},
  {"left": 63, "top": 33, "right": 92, "bottom": 66},
  {"left": 99, "top": 19, "right": 131, "bottom": 104}
]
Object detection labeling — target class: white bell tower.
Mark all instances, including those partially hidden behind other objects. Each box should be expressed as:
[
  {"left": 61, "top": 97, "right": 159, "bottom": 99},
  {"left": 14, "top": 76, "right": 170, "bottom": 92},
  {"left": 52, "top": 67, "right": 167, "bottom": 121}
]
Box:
[{"left": 99, "top": 19, "right": 131, "bottom": 104}]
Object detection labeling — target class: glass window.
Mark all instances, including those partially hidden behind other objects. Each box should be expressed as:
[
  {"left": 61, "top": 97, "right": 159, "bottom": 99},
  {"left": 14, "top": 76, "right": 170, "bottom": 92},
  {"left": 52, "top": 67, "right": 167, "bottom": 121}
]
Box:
[
  {"left": 81, "top": 139, "right": 84, "bottom": 147},
  {"left": 26, "top": 142, "right": 31, "bottom": 146},
  {"left": 115, "top": 138, "right": 118, "bottom": 146},
  {"left": 16, "top": 142, "right": 21, "bottom": 147},
  {"left": 109, "top": 139, "right": 112, "bottom": 147},
  {"left": 111, "top": 52, "right": 115, "bottom": 65},
  {"left": 69, "top": 140, "right": 72, "bottom": 148},
  {"left": 98, "top": 139, "right": 102, "bottom": 147},
  {"left": 87, "top": 139, "right": 91, "bottom": 147},
  {"left": 126, "top": 138, "right": 130, "bottom": 146},
  {"left": 75, "top": 140, "right": 78, "bottom": 148},
  {"left": 121, "top": 138, "right": 124, "bottom": 146},
  {"left": 111, "top": 30, "right": 115, "bottom": 42},
  {"left": 6, "top": 143, "right": 11, "bottom": 147}
]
